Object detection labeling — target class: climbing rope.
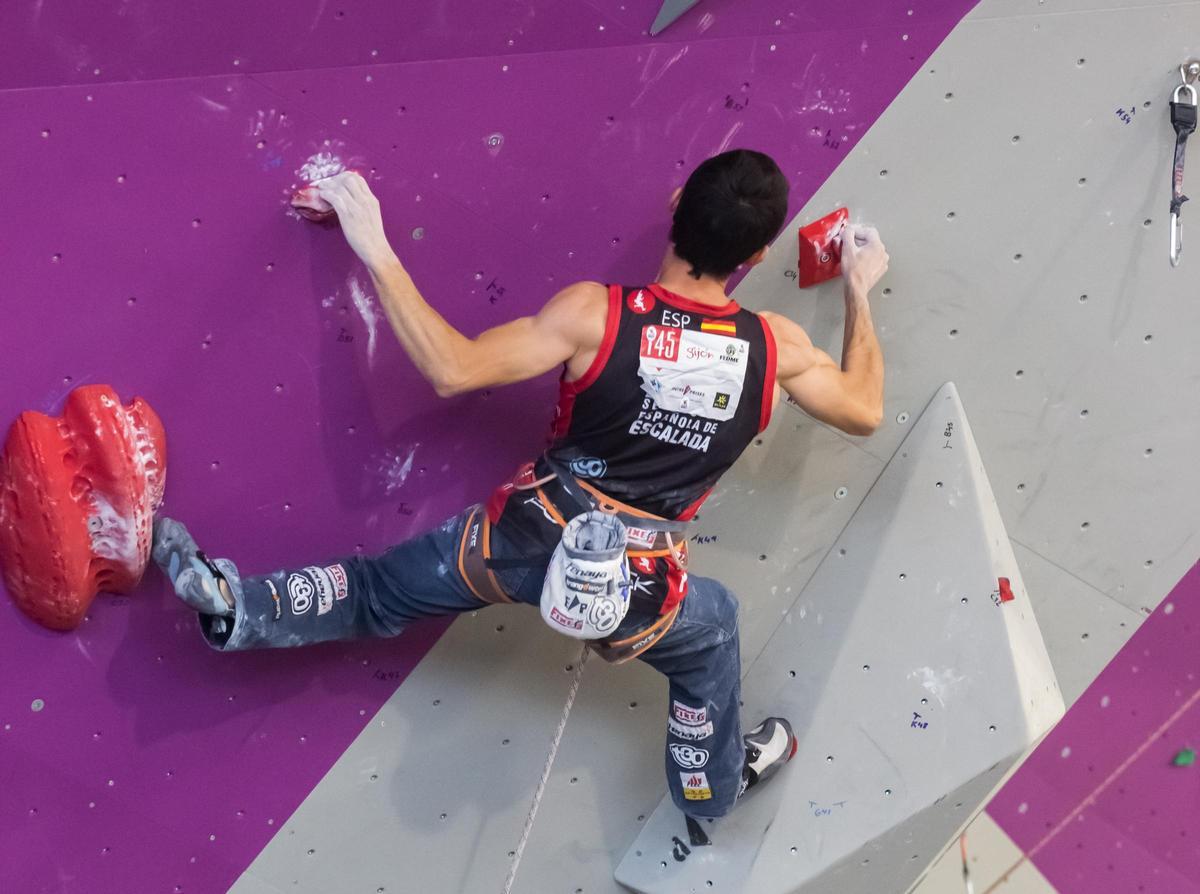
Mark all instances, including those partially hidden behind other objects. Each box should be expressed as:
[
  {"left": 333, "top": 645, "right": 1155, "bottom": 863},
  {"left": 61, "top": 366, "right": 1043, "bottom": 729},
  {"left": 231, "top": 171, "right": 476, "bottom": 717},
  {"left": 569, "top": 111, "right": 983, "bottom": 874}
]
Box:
[{"left": 501, "top": 645, "right": 591, "bottom": 894}]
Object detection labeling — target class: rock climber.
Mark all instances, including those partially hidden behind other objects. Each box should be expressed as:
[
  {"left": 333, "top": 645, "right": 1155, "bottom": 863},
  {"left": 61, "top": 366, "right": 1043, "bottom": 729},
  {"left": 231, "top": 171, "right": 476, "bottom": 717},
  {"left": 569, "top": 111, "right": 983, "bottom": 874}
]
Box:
[{"left": 153, "top": 148, "right": 888, "bottom": 819}]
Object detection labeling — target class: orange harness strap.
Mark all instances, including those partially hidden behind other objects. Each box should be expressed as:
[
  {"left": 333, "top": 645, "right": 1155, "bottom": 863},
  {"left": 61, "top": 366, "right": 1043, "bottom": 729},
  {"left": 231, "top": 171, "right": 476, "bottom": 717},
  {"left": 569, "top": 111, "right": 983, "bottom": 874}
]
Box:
[
  {"left": 588, "top": 604, "right": 681, "bottom": 665},
  {"left": 457, "top": 505, "right": 513, "bottom": 605}
]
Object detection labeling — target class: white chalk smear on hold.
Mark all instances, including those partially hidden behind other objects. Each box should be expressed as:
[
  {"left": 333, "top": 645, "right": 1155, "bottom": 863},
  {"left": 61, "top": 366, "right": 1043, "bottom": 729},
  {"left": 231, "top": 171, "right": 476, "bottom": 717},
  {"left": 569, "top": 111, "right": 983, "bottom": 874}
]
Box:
[
  {"left": 88, "top": 494, "right": 139, "bottom": 570},
  {"left": 297, "top": 151, "right": 345, "bottom": 184},
  {"left": 347, "top": 275, "right": 380, "bottom": 364}
]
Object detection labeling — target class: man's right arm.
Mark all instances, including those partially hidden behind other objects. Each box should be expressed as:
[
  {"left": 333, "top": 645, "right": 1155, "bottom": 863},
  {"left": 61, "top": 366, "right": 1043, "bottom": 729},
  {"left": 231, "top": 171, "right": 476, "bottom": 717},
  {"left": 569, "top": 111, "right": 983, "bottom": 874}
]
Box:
[{"left": 762, "top": 225, "right": 888, "bottom": 437}]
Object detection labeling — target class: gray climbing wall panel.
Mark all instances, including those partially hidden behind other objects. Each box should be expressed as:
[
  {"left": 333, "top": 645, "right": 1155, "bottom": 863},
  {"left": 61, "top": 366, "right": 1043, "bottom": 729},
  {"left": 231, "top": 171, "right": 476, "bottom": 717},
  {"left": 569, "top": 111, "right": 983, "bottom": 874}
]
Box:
[
  {"left": 230, "top": 606, "right": 584, "bottom": 894},
  {"left": 614, "top": 384, "right": 1063, "bottom": 893},
  {"left": 232, "top": 2, "right": 1198, "bottom": 893}
]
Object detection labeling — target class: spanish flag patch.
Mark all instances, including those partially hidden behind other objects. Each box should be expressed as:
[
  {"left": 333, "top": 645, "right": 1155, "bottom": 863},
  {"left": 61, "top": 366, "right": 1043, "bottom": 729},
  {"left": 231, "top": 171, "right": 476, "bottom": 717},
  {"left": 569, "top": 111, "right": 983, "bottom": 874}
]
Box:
[{"left": 699, "top": 319, "right": 737, "bottom": 336}]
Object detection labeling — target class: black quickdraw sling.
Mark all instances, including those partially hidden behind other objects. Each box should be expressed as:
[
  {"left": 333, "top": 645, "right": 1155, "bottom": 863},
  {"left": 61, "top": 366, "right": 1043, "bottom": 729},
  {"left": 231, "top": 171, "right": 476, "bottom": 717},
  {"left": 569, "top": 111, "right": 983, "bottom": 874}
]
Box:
[
  {"left": 457, "top": 456, "right": 694, "bottom": 663},
  {"left": 1170, "top": 62, "right": 1199, "bottom": 267}
]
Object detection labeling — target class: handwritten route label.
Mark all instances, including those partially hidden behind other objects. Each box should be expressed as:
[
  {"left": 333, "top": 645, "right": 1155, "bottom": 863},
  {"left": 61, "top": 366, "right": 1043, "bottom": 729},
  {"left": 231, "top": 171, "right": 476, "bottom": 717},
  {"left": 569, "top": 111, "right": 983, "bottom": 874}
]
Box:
[
  {"left": 911, "top": 711, "right": 929, "bottom": 730},
  {"left": 808, "top": 799, "right": 848, "bottom": 818}
]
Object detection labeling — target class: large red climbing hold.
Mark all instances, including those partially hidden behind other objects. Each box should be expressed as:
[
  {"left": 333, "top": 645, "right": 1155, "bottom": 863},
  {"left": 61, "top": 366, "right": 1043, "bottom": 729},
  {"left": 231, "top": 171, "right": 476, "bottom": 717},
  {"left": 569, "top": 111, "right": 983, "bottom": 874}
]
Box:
[
  {"left": 0, "top": 386, "right": 167, "bottom": 630},
  {"left": 797, "top": 207, "right": 849, "bottom": 288}
]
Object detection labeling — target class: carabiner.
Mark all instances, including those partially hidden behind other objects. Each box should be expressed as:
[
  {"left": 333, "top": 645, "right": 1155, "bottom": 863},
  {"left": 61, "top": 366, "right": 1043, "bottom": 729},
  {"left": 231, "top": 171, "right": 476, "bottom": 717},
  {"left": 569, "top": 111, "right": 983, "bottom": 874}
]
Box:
[{"left": 1169, "top": 63, "right": 1199, "bottom": 267}]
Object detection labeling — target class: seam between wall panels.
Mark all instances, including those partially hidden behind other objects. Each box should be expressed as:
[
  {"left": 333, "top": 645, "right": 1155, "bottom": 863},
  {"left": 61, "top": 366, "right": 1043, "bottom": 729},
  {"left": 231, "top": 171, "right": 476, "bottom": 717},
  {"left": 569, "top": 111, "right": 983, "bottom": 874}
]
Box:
[
  {"left": 968, "top": 0, "right": 1200, "bottom": 23},
  {"left": 0, "top": 13, "right": 979, "bottom": 95}
]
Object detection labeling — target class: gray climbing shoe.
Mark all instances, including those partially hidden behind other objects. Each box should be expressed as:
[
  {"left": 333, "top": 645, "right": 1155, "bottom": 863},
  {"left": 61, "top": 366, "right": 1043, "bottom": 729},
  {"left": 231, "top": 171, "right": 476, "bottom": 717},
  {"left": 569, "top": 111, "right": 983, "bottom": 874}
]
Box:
[
  {"left": 739, "top": 717, "right": 797, "bottom": 797},
  {"left": 152, "top": 516, "right": 241, "bottom": 617}
]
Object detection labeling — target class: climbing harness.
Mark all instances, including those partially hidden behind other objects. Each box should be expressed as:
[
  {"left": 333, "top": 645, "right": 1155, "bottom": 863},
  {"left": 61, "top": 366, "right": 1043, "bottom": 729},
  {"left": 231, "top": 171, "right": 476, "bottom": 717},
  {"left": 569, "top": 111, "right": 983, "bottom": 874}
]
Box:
[
  {"left": 458, "top": 457, "right": 693, "bottom": 662},
  {"left": 1169, "top": 61, "right": 1199, "bottom": 266}
]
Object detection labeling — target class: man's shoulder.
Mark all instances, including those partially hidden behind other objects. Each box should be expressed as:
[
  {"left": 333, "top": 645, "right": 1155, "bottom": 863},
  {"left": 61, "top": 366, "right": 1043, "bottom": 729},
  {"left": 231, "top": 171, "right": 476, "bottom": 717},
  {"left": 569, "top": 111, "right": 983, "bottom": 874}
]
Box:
[
  {"left": 540, "top": 281, "right": 612, "bottom": 351},
  {"left": 757, "top": 310, "right": 808, "bottom": 341},
  {"left": 547, "top": 280, "right": 610, "bottom": 314}
]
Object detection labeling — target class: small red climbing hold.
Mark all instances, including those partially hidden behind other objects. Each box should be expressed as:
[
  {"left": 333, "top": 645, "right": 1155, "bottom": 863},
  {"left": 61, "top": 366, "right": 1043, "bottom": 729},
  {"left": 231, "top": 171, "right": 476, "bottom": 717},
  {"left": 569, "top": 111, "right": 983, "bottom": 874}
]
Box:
[
  {"left": 291, "top": 185, "right": 336, "bottom": 222},
  {"left": 998, "top": 577, "right": 1015, "bottom": 603},
  {"left": 797, "top": 207, "right": 849, "bottom": 288}
]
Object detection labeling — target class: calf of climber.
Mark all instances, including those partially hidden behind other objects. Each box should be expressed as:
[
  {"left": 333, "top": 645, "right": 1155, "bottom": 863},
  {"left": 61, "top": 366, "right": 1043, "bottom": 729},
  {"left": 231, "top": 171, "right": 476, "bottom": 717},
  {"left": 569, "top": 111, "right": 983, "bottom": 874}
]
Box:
[{"left": 154, "top": 149, "right": 888, "bottom": 819}]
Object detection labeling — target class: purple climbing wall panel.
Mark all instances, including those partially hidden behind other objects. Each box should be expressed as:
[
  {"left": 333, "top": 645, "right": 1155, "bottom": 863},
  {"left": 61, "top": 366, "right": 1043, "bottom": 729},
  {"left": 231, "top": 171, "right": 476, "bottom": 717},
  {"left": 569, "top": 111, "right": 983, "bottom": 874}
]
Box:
[
  {"left": 0, "top": 2, "right": 981, "bottom": 891},
  {"left": 990, "top": 560, "right": 1200, "bottom": 893}
]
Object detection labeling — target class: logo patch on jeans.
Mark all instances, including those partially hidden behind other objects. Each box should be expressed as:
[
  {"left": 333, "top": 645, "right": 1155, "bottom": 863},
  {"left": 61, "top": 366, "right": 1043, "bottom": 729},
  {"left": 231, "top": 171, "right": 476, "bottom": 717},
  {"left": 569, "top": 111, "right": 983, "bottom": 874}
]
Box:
[
  {"left": 673, "top": 701, "right": 707, "bottom": 726},
  {"left": 669, "top": 744, "right": 710, "bottom": 769},
  {"left": 287, "top": 573, "right": 314, "bottom": 615},
  {"left": 680, "top": 771, "right": 713, "bottom": 801},
  {"left": 305, "top": 566, "right": 335, "bottom": 616},
  {"left": 266, "top": 580, "right": 282, "bottom": 620},
  {"left": 669, "top": 717, "right": 713, "bottom": 741},
  {"left": 325, "top": 564, "right": 349, "bottom": 600}
]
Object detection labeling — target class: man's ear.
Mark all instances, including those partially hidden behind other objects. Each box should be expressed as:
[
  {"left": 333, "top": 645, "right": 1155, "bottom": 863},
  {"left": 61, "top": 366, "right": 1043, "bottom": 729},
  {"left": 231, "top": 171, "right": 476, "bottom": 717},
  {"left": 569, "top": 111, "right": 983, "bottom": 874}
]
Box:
[
  {"left": 668, "top": 187, "right": 683, "bottom": 213},
  {"left": 744, "top": 245, "right": 769, "bottom": 267}
]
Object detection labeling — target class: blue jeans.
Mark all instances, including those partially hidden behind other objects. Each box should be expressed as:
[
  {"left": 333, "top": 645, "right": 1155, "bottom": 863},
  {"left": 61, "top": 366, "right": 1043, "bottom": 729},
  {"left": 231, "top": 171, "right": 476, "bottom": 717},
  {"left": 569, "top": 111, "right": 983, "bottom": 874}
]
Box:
[{"left": 204, "top": 507, "right": 745, "bottom": 818}]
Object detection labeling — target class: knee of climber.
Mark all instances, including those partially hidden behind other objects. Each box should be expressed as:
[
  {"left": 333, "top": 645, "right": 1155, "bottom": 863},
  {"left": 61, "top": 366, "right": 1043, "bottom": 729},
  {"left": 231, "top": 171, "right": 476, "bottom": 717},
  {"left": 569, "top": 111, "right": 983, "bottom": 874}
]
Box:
[{"left": 712, "top": 584, "right": 740, "bottom": 639}]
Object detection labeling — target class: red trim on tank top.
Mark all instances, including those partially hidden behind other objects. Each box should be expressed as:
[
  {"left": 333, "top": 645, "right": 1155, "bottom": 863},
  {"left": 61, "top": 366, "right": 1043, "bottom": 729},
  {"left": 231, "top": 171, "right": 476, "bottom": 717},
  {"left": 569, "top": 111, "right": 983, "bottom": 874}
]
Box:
[
  {"left": 758, "top": 315, "right": 778, "bottom": 433},
  {"left": 676, "top": 488, "right": 712, "bottom": 521},
  {"left": 647, "top": 283, "right": 740, "bottom": 317},
  {"left": 563, "top": 284, "right": 622, "bottom": 395},
  {"left": 548, "top": 284, "right": 623, "bottom": 440}
]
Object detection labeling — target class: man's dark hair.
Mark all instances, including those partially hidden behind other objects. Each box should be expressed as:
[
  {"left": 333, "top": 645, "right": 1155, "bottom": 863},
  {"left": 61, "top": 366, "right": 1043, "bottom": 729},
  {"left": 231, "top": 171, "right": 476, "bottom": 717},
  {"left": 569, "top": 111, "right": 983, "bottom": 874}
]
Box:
[{"left": 670, "top": 149, "right": 789, "bottom": 279}]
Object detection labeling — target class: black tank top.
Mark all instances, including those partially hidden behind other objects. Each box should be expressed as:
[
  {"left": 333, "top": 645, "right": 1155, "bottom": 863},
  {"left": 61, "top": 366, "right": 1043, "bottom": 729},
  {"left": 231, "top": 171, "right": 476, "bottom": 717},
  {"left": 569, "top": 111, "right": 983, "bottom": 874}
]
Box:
[{"left": 543, "top": 283, "right": 777, "bottom": 519}]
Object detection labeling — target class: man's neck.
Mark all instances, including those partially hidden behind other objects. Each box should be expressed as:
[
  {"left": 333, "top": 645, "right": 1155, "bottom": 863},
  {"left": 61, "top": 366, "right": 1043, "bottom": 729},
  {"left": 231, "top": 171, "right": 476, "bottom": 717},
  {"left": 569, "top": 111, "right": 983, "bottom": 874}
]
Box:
[{"left": 655, "top": 250, "right": 733, "bottom": 307}]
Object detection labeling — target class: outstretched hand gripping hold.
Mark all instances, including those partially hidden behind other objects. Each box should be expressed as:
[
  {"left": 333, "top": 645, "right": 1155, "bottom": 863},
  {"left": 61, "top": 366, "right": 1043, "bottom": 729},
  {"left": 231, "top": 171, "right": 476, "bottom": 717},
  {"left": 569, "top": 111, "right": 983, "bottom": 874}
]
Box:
[
  {"left": 0, "top": 386, "right": 166, "bottom": 630},
  {"left": 290, "top": 184, "right": 337, "bottom": 222},
  {"left": 796, "top": 207, "right": 849, "bottom": 287},
  {"left": 291, "top": 171, "right": 399, "bottom": 271},
  {"left": 290, "top": 169, "right": 367, "bottom": 221}
]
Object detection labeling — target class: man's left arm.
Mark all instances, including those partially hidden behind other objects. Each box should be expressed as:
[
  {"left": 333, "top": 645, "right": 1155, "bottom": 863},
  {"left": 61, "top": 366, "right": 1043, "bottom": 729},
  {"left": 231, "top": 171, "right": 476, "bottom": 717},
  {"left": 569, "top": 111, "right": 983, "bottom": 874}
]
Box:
[{"left": 314, "top": 172, "right": 602, "bottom": 397}]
